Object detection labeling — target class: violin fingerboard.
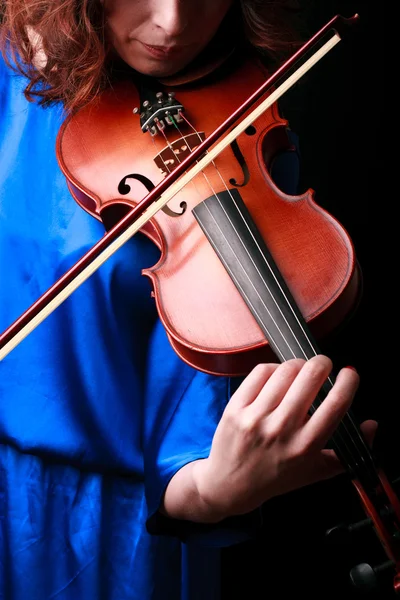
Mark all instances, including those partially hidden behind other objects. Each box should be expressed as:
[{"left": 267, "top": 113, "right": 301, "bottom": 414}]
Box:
[{"left": 192, "top": 189, "right": 320, "bottom": 364}]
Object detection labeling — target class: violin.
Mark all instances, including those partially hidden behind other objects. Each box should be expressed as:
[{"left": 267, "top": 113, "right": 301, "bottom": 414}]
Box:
[{"left": 0, "top": 13, "right": 399, "bottom": 594}]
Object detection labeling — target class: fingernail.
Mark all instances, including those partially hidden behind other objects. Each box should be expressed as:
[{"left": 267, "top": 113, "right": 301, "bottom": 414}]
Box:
[{"left": 345, "top": 365, "right": 357, "bottom": 372}]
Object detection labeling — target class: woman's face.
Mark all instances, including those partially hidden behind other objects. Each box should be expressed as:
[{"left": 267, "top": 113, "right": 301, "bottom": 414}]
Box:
[{"left": 104, "top": 0, "right": 233, "bottom": 77}]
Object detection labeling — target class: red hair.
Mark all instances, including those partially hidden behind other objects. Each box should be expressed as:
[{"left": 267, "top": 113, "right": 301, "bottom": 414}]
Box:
[{"left": 0, "top": 0, "right": 303, "bottom": 112}]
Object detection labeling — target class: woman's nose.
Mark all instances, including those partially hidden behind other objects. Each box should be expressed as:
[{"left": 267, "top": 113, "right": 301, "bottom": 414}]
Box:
[{"left": 152, "top": 0, "right": 189, "bottom": 37}]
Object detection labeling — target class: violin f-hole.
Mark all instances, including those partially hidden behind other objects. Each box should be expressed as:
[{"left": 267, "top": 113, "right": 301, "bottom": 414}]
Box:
[
  {"left": 118, "top": 173, "right": 186, "bottom": 217},
  {"left": 229, "top": 139, "right": 250, "bottom": 187}
]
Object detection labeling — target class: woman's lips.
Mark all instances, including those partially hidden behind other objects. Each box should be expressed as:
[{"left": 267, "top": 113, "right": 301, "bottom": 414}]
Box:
[{"left": 140, "top": 42, "right": 186, "bottom": 59}]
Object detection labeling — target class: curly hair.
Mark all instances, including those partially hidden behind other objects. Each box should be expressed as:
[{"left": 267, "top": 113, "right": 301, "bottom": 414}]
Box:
[{"left": 0, "top": 0, "right": 303, "bottom": 112}]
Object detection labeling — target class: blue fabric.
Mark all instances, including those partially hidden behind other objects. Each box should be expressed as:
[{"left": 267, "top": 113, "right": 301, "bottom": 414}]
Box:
[
  {"left": 0, "top": 56, "right": 299, "bottom": 600},
  {"left": 0, "top": 57, "right": 255, "bottom": 600}
]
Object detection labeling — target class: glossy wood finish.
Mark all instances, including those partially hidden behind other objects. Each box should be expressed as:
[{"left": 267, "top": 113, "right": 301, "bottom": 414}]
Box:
[{"left": 57, "top": 53, "right": 360, "bottom": 376}]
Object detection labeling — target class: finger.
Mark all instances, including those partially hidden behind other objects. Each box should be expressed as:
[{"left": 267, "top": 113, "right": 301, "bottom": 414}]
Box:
[
  {"left": 296, "top": 422, "right": 378, "bottom": 489},
  {"left": 310, "top": 448, "right": 347, "bottom": 481},
  {"left": 268, "top": 355, "right": 333, "bottom": 431},
  {"left": 247, "top": 358, "right": 306, "bottom": 418},
  {"left": 360, "top": 419, "right": 378, "bottom": 447},
  {"left": 308, "top": 421, "right": 378, "bottom": 484},
  {"left": 229, "top": 362, "right": 280, "bottom": 408},
  {"left": 301, "top": 365, "right": 360, "bottom": 451}
]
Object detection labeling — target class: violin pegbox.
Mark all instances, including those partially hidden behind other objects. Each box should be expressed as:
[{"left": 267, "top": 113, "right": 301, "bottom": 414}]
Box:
[{"left": 132, "top": 90, "right": 184, "bottom": 136}]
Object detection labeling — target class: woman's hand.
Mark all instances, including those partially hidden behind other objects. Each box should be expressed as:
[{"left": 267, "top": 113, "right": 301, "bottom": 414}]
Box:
[
  {"left": 192, "top": 355, "right": 376, "bottom": 518},
  {"left": 163, "top": 354, "right": 376, "bottom": 523}
]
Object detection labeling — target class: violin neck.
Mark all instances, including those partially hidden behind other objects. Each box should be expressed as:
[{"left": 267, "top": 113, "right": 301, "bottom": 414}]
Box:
[{"left": 192, "top": 189, "right": 377, "bottom": 487}]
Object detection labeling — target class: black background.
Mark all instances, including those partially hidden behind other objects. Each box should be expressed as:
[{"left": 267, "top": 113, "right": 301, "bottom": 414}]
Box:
[{"left": 222, "top": 2, "right": 392, "bottom": 599}]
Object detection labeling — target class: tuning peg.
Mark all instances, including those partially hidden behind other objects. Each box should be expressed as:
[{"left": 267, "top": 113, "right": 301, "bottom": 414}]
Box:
[
  {"left": 325, "top": 517, "right": 373, "bottom": 544},
  {"left": 350, "top": 560, "right": 395, "bottom": 593}
]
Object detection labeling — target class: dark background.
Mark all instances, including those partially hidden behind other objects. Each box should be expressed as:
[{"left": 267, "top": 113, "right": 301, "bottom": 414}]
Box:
[{"left": 222, "top": 2, "right": 392, "bottom": 599}]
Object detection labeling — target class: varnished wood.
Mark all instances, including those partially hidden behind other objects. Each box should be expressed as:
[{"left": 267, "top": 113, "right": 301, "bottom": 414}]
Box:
[{"left": 57, "top": 50, "right": 360, "bottom": 376}]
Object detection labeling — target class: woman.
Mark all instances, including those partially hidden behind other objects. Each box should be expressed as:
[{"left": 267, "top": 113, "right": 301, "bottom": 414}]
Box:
[{"left": 0, "top": 1, "right": 374, "bottom": 599}]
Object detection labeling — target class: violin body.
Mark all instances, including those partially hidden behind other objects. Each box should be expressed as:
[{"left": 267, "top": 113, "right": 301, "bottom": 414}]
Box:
[{"left": 56, "top": 51, "right": 360, "bottom": 376}]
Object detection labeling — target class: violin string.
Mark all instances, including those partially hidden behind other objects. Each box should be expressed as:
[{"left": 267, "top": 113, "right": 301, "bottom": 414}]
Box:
[
  {"left": 150, "top": 113, "right": 231, "bottom": 206},
  {"left": 169, "top": 114, "right": 367, "bottom": 472},
  {"left": 176, "top": 114, "right": 236, "bottom": 202},
  {"left": 155, "top": 116, "right": 231, "bottom": 209},
  {"left": 151, "top": 135, "right": 171, "bottom": 175},
  {"left": 152, "top": 123, "right": 203, "bottom": 198}
]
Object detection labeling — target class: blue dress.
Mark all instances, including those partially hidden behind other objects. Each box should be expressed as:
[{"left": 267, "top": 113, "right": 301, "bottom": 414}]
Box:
[
  {"left": 0, "top": 55, "right": 267, "bottom": 600},
  {"left": 0, "top": 55, "right": 299, "bottom": 599}
]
